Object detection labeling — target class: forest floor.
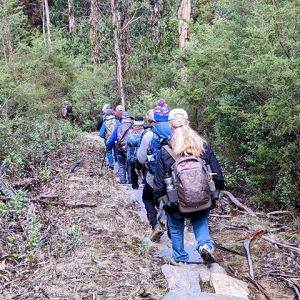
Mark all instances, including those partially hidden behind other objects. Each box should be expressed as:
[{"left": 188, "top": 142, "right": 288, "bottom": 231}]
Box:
[{"left": 1, "top": 132, "right": 299, "bottom": 299}]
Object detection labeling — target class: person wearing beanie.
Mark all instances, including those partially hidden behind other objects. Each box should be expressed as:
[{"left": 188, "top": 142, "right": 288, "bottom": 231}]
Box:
[
  {"left": 136, "top": 99, "right": 172, "bottom": 242},
  {"left": 106, "top": 111, "right": 133, "bottom": 183},
  {"left": 153, "top": 108, "right": 224, "bottom": 265}
]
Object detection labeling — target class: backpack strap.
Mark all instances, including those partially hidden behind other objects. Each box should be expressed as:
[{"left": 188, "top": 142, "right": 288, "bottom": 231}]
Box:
[
  {"left": 163, "top": 145, "right": 178, "bottom": 162},
  {"left": 118, "top": 124, "right": 132, "bottom": 143}
]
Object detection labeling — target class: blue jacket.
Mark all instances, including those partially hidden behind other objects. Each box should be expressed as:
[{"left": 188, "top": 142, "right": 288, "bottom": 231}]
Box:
[{"left": 99, "top": 119, "right": 120, "bottom": 139}]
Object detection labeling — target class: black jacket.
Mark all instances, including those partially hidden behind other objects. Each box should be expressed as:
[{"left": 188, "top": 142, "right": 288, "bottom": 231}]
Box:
[{"left": 153, "top": 143, "right": 224, "bottom": 218}]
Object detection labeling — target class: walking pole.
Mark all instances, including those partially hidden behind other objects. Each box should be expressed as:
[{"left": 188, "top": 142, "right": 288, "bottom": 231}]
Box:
[{"left": 99, "top": 148, "right": 108, "bottom": 177}]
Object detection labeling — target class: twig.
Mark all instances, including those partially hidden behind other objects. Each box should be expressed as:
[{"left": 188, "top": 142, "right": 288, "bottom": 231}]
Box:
[
  {"left": 246, "top": 277, "right": 272, "bottom": 300},
  {"left": 244, "top": 239, "right": 255, "bottom": 279},
  {"left": 68, "top": 159, "right": 82, "bottom": 173},
  {"left": 280, "top": 277, "right": 300, "bottom": 299},
  {"left": 210, "top": 214, "right": 232, "bottom": 219},
  {"left": 262, "top": 236, "right": 300, "bottom": 255},
  {"left": 221, "top": 191, "right": 256, "bottom": 216}
]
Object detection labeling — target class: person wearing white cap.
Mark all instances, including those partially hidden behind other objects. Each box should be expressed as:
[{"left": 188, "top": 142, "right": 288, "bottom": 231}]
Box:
[{"left": 153, "top": 108, "right": 224, "bottom": 265}]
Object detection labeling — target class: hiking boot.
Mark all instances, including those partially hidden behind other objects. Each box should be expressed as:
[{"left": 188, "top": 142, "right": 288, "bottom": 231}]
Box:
[
  {"left": 150, "top": 224, "right": 164, "bottom": 242},
  {"left": 198, "top": 244, "right": 215, "bottom": 265},
  {"left": 132, "top": 182, "right": 139, "bottom": 190}
]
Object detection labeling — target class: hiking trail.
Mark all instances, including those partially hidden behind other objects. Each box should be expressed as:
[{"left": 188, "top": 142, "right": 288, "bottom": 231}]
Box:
[{"left": 1, "top": 132, "right": 297, "bottom": 299}]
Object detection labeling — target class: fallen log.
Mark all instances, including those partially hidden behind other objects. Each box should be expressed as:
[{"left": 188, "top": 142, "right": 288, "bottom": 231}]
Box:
[
  {"left": 68, "top": 159, "right": 82, "bottom": 173},
  {"left": 221, "top": 191, "right": 256, "bottom": 216},
  {"left": 244, "top": 239, "right": 255, "bottom": 279}
]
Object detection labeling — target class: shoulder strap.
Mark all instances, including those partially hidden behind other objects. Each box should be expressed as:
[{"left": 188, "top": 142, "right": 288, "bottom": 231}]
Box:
[
  {"left": 118, "top": 124, "right": 132, "bottom": 143},
  {"left": 163, "top": 145, "right": 178, "bottom": 162}
]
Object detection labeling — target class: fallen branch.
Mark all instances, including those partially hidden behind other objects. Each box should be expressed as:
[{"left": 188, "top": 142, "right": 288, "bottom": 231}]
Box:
[
  {"left": 68, "top": 159, "right": 82, "bottom": 173},
  {"left": 0, "top": 161, "right": 9, "bottom": 177},
  {"left": 244, "top": 239, "right": 255, "bottom": 279},
  {"left": 280, "top": 277, "right": 300, "bottom": 299},
  {"left": 12, "top": 178, "right": 37, "bottom": 189},
  {"left": 221, "top": 191, "right": 256, "bottom": 216},
  {"left": 262, "top": 236, "right": 300, "bottom": 255},
  {"left": 33, "top": 198, "right": 97, "bottom": 209},
  {"left": 0, "top": 179, "right": 15, "bottom": 199},
  {"left": 210, "top": 214, "right": 232, "bottom": 219},
  {"left": 246, "top": 277, "right": 272, "bottom": 300}
]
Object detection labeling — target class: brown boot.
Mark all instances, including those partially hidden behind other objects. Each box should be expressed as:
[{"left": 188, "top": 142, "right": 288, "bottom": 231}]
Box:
[{"left": 150, "top": 224, "right": 164, "bottom": 242}]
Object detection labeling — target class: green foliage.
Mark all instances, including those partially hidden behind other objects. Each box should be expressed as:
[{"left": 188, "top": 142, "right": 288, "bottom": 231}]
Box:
[{"left": 27, "top": 213, "right": 42, "bottom": 252}]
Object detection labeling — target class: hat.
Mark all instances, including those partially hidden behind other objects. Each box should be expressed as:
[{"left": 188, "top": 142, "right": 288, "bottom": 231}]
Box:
[
  {"left": 121, "top": 111, "right": 132, "bottom": 119},
  {"left": 116, "top": 105, "right": 125, "bottom": 112},
  {"left": 153, "top": 99, "right": 171, "bottom": 122},
  {"left": 102, "top": 103, "right": 112, "bottom": 113},
  {"left": 168, "top": 108, "right": 188, "bottom": 121},
  {"left": 134, "top": 115, "right": 144, "bottom": 126},
  {"left": 105, "top": 109, "right": 115, "bottom": 120}
]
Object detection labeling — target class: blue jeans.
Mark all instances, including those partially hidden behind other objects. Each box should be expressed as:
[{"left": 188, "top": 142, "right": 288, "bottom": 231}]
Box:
[
  {"left": 117, "top": 152, "right": 131, "bottom": 183},
  {"left": 106, "top": 146, "right": 115, "bottom": 169},
  {"left": 166, "top": 211, "right": 213, "bottom": 262}
]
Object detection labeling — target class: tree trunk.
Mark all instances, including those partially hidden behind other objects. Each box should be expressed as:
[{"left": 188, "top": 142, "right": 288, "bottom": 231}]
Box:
[
  {"left": 89, "top": 0, "right": 100, "bottom": 63},
  {"left": 44, "top": 0, "right": 52, "bottom": 48},
  {"left": 178, "top": 0, "right": 191, "bottom": 49},
  {"left": 122, "top": 0, "right": 131, "bottom": 74},
  {"left": 111, "top": 0, "right": 125, "bottom": 108},
  {"left": 150, "top": 0, "right": 164, "bottom": 39},
  {"left": 68, "top": 0, "right": 76, "bottom": 33}
]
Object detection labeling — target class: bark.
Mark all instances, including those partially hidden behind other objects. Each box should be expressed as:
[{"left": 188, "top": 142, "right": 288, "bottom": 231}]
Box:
[
  {"left": 150, "top": 0, "right": 164, "bottom": 38},
  {"left": 44, "top": 0, "right": 52, "bottom": 47},
  {"left": 178, "top": 0, "right": 191, "bottom": 49},
  {"left": 89, "top": 0, "right": 101, "bottom": 63},
  {"left": 121, "top": 0, "right": 131, "bottom": 74},
  {"left": 111, "top": 0, "right": 125, "bottom": 108},
  {"left": 68, "top": 0, "right": 76, "bottom": 33}
]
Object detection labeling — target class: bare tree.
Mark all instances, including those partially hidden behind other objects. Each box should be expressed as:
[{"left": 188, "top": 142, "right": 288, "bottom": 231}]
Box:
[
  {"left": 68, "top": 0, "right": 76, "bottom": 33},
  {"left": 89, "top": 0, "right": 100, "bottom": 63},
  {"left": 178, "top": 0, "right": 191, "bottom": 49},
  {"left": 111, "top": 0, "right": 125, "bottom": 108},
  {"left": 43, "top": 0, "right": 52, "bottom": 47}
]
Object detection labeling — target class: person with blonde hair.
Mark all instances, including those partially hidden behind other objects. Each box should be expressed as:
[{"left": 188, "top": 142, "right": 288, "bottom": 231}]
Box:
[{"left": 153, "top": 108, "right": 224, "bottom": 264}]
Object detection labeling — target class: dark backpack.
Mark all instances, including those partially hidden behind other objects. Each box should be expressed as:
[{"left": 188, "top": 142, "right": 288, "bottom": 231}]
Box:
[
  {"left": 164, "top": 145, "right": 212, "bottom": 213},
  {"left": 116, "top": 123, "right": 132, "bottom": 153},
  {"left": 148, "top": 122, "right": 172, "bottom": 175},
  {"left": 126, "top": 126, "right": 144, "bottom": 162}
]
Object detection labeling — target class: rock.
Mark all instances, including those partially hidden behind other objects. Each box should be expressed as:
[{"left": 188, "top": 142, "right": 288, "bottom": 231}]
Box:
[
  {"left": 162, "top": 264, "right": 201, "bottom": 300},
  {"left": 193, "top": 292, "right": 249, "bottom": 300},
  {"left": 209, "top": 263, "right": 227, "bottom": 275},
  {"left": 210, "top": 273, "right": 249, "bottom": 299},
  {"left": 198, "top": 264, "right": 211, "bottom": 283}
]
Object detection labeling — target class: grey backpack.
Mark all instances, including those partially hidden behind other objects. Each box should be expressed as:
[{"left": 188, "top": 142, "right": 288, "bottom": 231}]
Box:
[{"left": 164, "top": 146, "right": 212, "bottom": 213}]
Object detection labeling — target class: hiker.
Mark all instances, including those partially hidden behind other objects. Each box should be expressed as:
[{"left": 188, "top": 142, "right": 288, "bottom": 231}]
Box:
[
  {"left": 61, "top": 101, "right": 73, "bottom": 120},
  {"left": 96, "top": 103, "right": 112, "bottom": 131},
  {"left": 137, "top": 99, "right": 172, "bottom": 242},
  {"left": 107, "top": 111, "right": 133, "bottom": 183},
  {"left": 99, "top": 109, "right": 120, "bottom": 170},
  {"left": 114, "top": 105, "right": 125, "bottom": 122},
  {"left": 126, "top": 115, "right": 145, "bottom": 189},
  {"left": 153, "top": 108, "right": 224, "bottom": 264}
]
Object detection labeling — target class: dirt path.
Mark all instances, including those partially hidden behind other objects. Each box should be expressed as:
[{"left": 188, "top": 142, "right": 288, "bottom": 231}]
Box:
[
  {"left": 1, "top": 132, "right": 298, "bottom": 300},
  {"left": 1, "top": 133, "right": 166, "bottom": 299}
]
